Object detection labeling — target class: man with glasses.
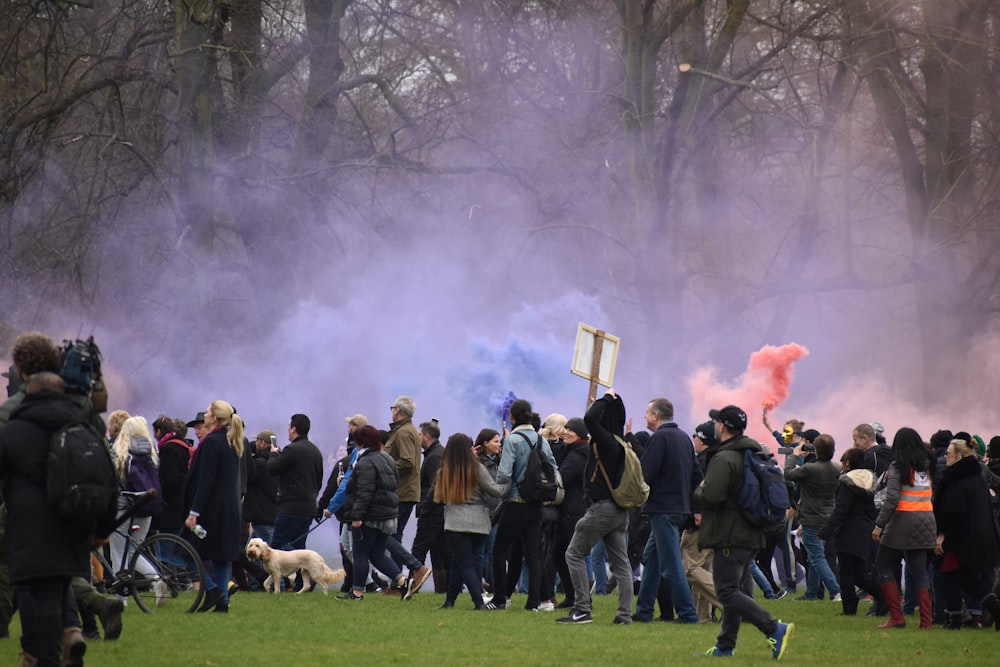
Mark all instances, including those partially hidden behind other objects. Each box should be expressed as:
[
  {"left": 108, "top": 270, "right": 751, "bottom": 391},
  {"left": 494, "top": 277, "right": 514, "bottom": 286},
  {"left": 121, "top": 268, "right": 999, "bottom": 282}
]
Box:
[{"left": 383, "top": 397, "right": 432, "bottom": 595}]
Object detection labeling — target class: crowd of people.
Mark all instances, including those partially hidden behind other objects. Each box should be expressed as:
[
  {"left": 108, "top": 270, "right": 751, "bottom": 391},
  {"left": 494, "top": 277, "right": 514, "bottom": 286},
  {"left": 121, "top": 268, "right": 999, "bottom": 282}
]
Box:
[{"left": 1, "top": 330, "right": 1000, "bottom": 664}]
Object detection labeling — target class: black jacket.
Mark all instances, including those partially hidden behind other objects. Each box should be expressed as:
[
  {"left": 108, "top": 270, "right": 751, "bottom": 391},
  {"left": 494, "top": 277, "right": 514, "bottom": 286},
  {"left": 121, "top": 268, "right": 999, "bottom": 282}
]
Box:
[
  {"left": 243, "top": 448, "right": 278, "bottom": 525},
  {"left": 418, "top": 441, "right": 445, "bottom": 517},
  {"left": 583, "top": 393, "right": 626, "bottom": 503},
  {"left": 934, "top": 455, "right": 1000, "bottom": 572},
  {"left": 0, "top": 391, "right": 116, "bottom": 583},
  {"left": 183, "top": 428, "right": 242, "bottom": 562},
  {"left": 556, "top": 441, "right": 588, "bottom": 542},
  {"left": 152, "top": 435, "right": 192, "bottom": 532},
  {"left": 342, "top": 448, "right": 399, "bottom": 523},
  {"left": 818, "top": 469, "right": 877, "bottom": 560},
  {"left": 268, "top": 435, "right": 324, "bottom": 516}
]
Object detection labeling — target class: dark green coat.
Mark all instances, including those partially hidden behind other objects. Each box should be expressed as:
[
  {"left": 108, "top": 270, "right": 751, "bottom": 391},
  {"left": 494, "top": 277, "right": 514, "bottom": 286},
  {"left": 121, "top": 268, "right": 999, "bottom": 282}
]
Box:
[{"left": 694, "top": 435, "right": 766, "bottom": 551}]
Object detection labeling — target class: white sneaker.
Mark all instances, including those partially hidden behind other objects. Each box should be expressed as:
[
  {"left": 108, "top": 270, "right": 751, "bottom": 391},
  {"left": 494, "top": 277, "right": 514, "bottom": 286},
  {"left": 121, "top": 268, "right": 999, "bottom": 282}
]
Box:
[
  {"left": 538, "top": 601, "right": 555, "bottom": 612},
  {"left": 153, "top": 580, "right": 170, "bottom": 607},
  {"left": 831, "top": 593, "right": 842, "bottom": 602}
]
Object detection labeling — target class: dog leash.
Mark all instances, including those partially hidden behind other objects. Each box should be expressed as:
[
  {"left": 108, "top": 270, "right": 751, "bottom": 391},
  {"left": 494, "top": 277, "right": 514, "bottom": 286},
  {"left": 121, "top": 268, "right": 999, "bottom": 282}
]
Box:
[{"left": 286, "top": 516, "right": 330, "bottom": 547}]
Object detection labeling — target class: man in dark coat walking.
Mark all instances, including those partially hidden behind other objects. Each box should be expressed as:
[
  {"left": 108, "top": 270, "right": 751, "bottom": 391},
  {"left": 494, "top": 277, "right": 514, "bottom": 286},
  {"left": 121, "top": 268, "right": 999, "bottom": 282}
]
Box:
[
  {"left": 268, "top": 414, "right": 323, "bottom": 552},
  {"left": 0, "top": 373, "right": 116, "bottom": 665}
]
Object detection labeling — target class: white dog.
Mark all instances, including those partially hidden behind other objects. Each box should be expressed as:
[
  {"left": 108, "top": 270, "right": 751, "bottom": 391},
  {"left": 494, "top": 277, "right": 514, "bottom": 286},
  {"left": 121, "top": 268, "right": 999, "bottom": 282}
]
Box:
[{"left": 245, "top": 537, "right": 346, "bottom": 595}]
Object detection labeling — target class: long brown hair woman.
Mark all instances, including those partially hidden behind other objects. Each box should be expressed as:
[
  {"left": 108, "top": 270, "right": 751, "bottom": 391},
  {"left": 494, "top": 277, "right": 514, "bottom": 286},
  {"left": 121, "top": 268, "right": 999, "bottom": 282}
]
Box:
[{"left": 434, "top": 433, "right": 509, "bottom": 609}]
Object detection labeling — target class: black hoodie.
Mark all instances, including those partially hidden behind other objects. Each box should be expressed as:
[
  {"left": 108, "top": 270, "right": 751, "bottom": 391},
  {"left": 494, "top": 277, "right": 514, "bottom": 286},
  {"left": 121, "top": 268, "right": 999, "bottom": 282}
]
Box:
[{"left": 582, "top": 393, "right": 627, "bottom": 502}]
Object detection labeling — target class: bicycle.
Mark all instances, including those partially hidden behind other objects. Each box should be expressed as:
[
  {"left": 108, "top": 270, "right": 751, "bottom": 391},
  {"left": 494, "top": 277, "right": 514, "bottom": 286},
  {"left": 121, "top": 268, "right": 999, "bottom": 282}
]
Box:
[{"left": 93, "top": 489, "right": 207, "bottom": 613}]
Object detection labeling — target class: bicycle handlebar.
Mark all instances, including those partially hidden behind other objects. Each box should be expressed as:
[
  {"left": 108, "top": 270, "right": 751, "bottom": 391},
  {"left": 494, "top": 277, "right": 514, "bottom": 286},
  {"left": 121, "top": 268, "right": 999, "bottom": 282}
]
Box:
[{"left": 112, "top": 488, "right": 159, "bottom": 529}]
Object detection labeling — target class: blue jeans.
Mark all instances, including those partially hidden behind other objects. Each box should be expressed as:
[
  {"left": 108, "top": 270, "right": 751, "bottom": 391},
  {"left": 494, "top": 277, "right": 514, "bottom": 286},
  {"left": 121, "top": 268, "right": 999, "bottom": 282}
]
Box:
[
  {"left": 445, "top": 531, "right": 486, "bottom": 606},
  {"left": 251, "top": 524, "right": 274, "bottom": 546},
  {"left": 750, "top": 560, "right": 775, "bottom": 598},
  {"left": 590, "top": 540, "right": 607, "bottom": 594},
  {"left": 271, "top": 513, "right": 312, "bottom": 551},
  {"left": 635, "top": 513, "right": 698, "bottom": 622},
  {"left": 204, "top": 560, "right": 233, "bottom": 605},
  {"left": 802, "top": 525, "right": 840, "bottom": 598},
  {"left": 350, "top": 524, "right": 402, "bottom": 593},
  {"left": 385, "top": 535, "right": 421, "bottom": 571}
]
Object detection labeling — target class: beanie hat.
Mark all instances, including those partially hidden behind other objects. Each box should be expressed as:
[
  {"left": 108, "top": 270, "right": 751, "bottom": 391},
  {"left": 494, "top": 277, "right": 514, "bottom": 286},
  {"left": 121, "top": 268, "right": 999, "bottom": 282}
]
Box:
[
  {"left": 988, "top": 436, "right": 1000, "bottom": 459},
  {"left": 564, "top": 417, "right": 588, "bottom": 441}
]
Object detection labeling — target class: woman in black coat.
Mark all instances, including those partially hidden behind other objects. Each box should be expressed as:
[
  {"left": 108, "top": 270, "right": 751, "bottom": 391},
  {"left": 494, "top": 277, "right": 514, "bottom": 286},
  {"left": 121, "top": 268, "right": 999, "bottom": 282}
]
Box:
[
  {"left": 151, "top": 416, "right": 193, "bottom": 534},
  {"left": 553, "top": 418, "right": 589, "bottom": 609},
  {"left": 818, "top": 448, "right": 884, "bottom": 615},
  {"left": 338, "top": 425, "right": 406, "bottom": 600},
  {"left": 933, "top": 438, "right": 1000, "bottom": 628},
  {"left": 183, "top": 400, "right": 243, "bottom": 613}
]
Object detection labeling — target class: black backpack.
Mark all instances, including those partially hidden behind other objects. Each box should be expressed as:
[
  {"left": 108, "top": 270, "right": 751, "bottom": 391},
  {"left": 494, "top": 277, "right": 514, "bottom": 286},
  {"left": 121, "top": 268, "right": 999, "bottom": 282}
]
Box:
[
  {"left": 514, "top": 432, "right": 559, "bottom": 504},
  {"left": 47, "top": 421, "right": 118, "bottom": 520}
]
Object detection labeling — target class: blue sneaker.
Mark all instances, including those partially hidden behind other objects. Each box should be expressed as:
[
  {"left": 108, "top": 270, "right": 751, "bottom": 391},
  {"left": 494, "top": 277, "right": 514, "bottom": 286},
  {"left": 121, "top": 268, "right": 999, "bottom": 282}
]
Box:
[
  {"left": 693, "top": 646, "right": 733, "bottom": 657},
  {"left": 766, "top": 621, "right": 794, "bottom": 660}
]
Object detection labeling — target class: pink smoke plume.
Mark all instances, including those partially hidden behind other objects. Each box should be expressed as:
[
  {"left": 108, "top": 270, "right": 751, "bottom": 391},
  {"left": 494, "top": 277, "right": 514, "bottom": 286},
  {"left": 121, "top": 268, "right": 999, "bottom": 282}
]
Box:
[{"left": 688, "top": 343, "right": 810, "bottom": 447}]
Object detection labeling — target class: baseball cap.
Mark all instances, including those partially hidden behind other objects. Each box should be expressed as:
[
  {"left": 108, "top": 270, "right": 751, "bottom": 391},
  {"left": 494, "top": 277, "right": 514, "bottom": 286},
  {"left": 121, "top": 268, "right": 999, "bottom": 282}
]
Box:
[
  {"left": 795, "top": 428, "right": 821, "bottom": 443},
  {"left": 693, "top": 421, "right": 719, "bottom": 448},
  {"left": 709, "top": 405, "right": 747, "bottom": 432}
]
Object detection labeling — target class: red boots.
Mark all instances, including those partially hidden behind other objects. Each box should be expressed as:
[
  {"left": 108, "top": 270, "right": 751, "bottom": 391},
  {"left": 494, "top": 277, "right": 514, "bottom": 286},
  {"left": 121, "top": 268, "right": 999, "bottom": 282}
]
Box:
[{"left": 877, "top": 582, "right": 906, "bottom": 629}]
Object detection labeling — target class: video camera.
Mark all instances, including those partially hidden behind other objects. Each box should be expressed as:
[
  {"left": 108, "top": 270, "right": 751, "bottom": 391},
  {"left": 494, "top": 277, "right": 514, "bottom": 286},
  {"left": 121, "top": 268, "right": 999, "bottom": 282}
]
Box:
[
  {"left": 3, "top": 365, "right": 21, "bottom": 398},
  {"left": 59, "top": 336, "right": 103, "bottom": 397}
]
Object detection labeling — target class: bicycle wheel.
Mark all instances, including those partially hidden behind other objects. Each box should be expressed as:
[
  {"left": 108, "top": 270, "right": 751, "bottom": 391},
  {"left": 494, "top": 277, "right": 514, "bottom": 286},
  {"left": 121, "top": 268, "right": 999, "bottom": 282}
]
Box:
[{"left": 128, "top": 532, "right": 206, "bottom": 613}]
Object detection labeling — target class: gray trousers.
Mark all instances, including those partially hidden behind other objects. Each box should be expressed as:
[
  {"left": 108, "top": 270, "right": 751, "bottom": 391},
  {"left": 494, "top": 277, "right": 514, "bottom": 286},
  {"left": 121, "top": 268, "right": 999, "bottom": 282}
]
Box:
[
  {"left": 565, "top": 500, "right": 632, "bottom": 621},
  {"left": 713, "top": 547, "right": 778, "bottom": 652}
]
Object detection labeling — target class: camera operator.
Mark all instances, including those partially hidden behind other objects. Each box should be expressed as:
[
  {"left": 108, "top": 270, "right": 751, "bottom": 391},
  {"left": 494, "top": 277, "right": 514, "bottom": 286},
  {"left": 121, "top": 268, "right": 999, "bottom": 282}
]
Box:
[{"left": 783, "top": 432, "right": 841, "bottom": 601}]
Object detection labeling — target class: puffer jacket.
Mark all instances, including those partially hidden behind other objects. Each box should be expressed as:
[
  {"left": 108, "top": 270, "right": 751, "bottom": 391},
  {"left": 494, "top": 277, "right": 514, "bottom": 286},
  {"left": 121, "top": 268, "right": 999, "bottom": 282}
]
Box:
[
  {"left": 695, "top": 435, "right": 766, "bottom": 551},
  {"left": 818, "top": 468, "right": 877, "bottom": 560},
  {"left": 342, "top": 448, "right": 399, "bottom": 523},
  {"left": 876, "top": 461, "right": 936, "bottom": 550}
]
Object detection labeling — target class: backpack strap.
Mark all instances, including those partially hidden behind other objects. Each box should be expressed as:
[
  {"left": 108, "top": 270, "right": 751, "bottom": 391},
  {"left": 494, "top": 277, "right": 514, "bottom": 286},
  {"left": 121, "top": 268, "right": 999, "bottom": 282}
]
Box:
[
  {"left": 590, "top": 435, "right": 626, "bottom": 487},
  {"left": 164, "top": 437, "right": 195, "bottom": 465},
  {"left": 513, "top": 431, "right": 536, "bottom": 450},
  {"left": 512, "top": 431, "right": 538, "bottom": 483}
]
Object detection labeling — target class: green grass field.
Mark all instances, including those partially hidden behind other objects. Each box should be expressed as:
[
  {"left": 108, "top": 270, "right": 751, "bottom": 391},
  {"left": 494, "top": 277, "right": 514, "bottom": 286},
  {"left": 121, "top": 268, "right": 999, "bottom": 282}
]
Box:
[{"left": 1, "top": 590, "right": 995, "bottom": 666}]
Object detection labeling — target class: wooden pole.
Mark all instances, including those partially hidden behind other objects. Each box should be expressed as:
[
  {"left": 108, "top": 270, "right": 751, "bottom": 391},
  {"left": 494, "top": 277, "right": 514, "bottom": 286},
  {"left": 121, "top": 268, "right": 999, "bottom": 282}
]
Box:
[{"left": 587, "top": 330, "right": 606, "bottom": 408}]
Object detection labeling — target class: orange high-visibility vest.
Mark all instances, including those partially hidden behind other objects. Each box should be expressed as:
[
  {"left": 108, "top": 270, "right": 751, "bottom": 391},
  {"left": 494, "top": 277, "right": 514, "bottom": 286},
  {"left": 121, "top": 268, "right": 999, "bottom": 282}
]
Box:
[{"left": 895, "top": 470, "right": 932, "bottom": 512}]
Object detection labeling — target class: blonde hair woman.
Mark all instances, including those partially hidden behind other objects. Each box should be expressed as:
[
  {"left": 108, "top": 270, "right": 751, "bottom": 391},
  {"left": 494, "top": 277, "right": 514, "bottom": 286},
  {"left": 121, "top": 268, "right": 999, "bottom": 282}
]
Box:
[
  {"left": 108, "top": 416, "right": 160, "bottom": 580},
  {"left": 183, "top": 400, "right": 244, "bottom": 612},
  {"left": 934, "top": 439, "right": 1000, "bottom": 628}
]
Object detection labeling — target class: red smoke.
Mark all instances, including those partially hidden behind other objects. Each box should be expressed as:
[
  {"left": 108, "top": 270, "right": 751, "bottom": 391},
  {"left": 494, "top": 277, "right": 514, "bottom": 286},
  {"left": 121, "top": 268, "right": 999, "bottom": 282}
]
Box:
[
  {"left": 753, "top": 344, "right": 810, "bottom": 410},
  {"left": 688, "top": 343, "right": 810, "bottom": 447}
]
